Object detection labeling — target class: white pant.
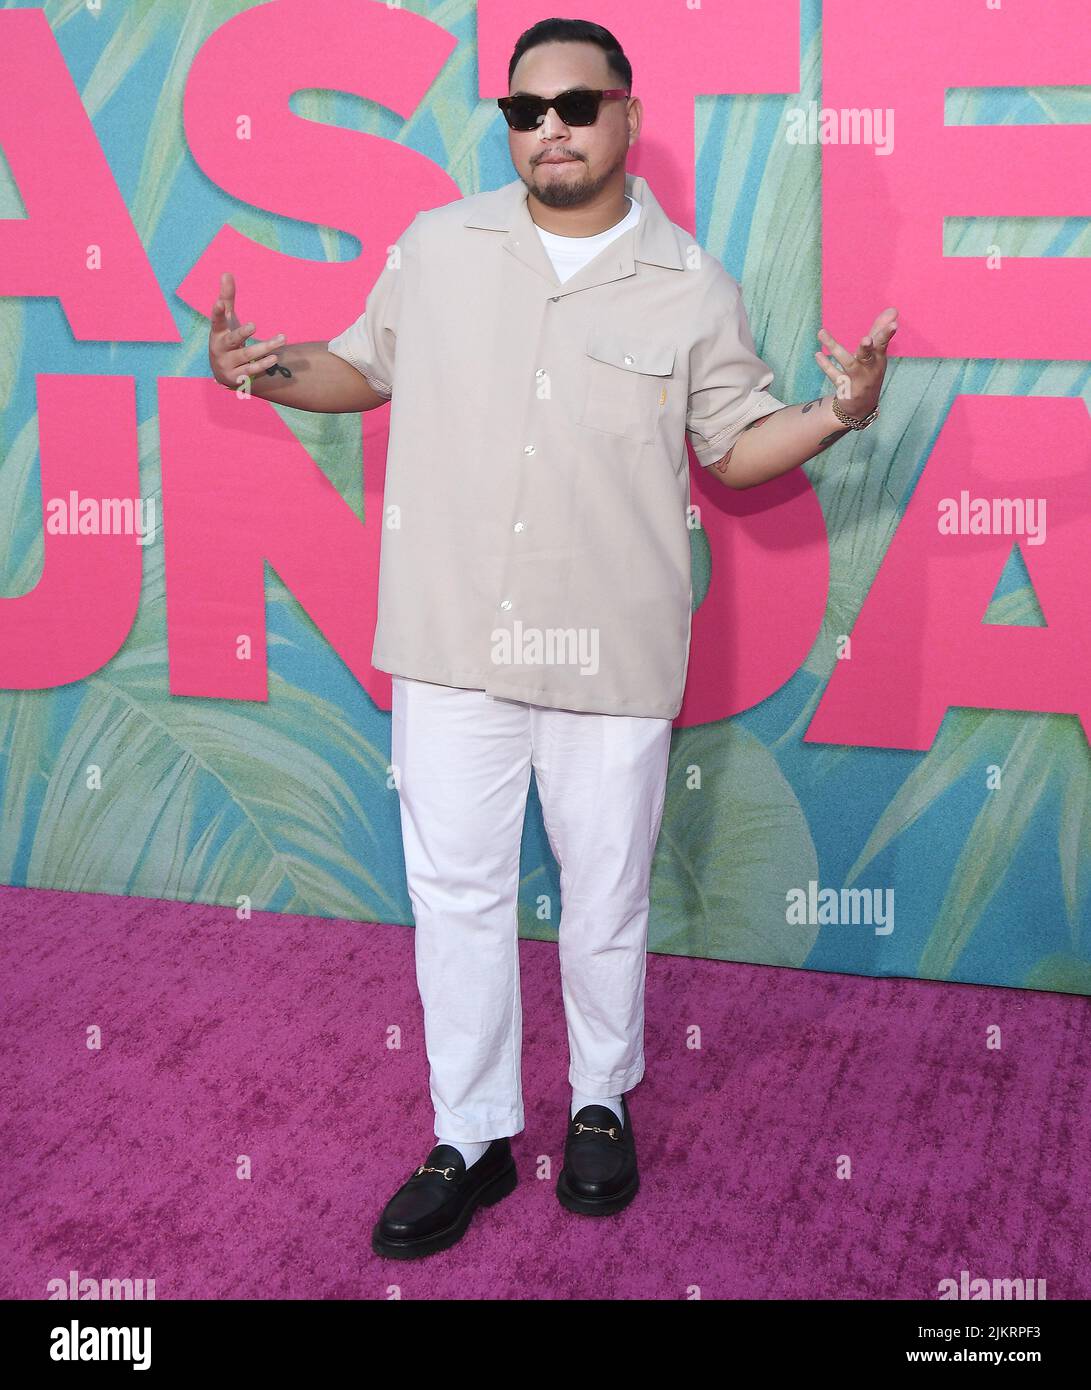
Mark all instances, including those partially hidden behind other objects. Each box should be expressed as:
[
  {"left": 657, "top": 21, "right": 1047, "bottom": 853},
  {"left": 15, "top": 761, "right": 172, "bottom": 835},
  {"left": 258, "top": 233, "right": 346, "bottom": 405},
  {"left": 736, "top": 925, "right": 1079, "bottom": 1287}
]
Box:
[{"left": 390, "top": 675, "right": 673, "bottom": 1143}]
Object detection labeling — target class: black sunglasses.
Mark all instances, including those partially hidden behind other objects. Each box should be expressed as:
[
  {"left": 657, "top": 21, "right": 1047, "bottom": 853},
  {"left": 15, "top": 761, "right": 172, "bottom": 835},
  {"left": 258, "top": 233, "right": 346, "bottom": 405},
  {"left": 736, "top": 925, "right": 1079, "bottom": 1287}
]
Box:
[{"left": 497, "top": 87, "right": 630, "bottom": 132}]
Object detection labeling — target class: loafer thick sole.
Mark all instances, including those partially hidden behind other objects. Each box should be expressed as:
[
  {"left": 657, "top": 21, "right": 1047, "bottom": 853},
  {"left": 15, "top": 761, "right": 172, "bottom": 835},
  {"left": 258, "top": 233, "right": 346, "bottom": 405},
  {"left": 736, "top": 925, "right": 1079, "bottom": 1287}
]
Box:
[
  {"left": 556, "top": 1164, "right": 639, "bottom": 1216},
  {"left": 556, "top": 1096, "right": 639, "bottom": 1216},
  {"left": 372, "top": 1138, "right": 518, "bottom": 1260}
]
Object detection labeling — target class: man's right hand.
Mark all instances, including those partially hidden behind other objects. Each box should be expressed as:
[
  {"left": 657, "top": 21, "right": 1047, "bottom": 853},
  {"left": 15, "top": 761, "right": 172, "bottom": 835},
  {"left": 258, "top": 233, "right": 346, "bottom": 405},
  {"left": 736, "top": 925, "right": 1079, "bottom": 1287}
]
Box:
[
  {"left": 208, "top": 272, "right": 285, "bottom": 389},
  {"left": 205, "top": 272, "right": 390, "bottom": 414}
]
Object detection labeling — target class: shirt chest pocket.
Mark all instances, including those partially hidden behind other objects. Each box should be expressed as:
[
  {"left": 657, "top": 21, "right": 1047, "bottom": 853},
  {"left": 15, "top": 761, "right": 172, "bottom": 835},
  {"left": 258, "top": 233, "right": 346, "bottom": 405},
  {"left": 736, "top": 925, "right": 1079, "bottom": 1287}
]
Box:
[{"left": 577, "top": 329, "right": 677, "bottom": 444}]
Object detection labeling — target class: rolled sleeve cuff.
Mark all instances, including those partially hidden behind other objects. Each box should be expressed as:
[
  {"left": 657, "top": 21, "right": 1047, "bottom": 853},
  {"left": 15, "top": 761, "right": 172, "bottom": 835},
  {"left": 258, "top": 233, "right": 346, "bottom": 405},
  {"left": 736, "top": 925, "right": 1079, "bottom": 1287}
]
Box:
[
  {"left": 690, "top": 390, "right": 788, "bottom": 468},
  {"left": 327, "top": 331, "right": 393, "bottom": 399}
]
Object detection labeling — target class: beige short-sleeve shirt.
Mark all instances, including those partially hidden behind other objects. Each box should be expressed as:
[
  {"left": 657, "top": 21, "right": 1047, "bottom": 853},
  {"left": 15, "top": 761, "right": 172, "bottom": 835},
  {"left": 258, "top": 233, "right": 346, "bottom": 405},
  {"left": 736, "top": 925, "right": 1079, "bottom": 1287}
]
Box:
[{"left": 328, "top": 171, "right": 786, "bottom": 719}]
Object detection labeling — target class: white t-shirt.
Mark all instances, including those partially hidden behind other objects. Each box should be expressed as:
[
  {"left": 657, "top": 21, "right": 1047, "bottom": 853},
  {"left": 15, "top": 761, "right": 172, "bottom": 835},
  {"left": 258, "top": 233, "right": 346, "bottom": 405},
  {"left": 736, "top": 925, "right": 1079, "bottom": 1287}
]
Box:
[{"left": 533, "top": 195, "right": 642, "bottom": 283}]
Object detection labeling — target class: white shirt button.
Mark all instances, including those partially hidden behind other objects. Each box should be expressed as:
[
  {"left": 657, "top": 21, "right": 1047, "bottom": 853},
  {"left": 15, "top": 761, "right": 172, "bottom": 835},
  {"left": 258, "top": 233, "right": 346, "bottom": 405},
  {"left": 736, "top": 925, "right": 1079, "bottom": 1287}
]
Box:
[
  {"left": 513, "top": 521, "right": 525, "bottom": 532},
  {"left": 535, "top": 369, "right": 546, "bottom": 378},
  {"left": 523, "top": 444, "right": 535, "bottom": 455},
  {"left": 500, "top": 598, "right": 512, "bottom": 610},
  {"left": 624, "top": 354, "right": 635, "bottom": 365}
]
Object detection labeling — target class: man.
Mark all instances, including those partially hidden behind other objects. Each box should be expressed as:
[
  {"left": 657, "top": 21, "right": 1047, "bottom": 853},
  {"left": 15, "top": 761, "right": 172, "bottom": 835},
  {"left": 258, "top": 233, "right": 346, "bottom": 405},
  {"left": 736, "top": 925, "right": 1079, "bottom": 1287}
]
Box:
[{"left": 208, "top": 18, "right": 897, "bottom": 1261}]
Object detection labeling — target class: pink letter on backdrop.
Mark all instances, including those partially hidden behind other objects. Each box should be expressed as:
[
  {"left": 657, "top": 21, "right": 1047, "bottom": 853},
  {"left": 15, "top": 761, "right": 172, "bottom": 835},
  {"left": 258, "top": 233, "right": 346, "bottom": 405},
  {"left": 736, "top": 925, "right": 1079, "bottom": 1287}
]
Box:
[
  {"left": 175, "top": 0, "right": 460, "bottom": 713},
  {"left": 0, "top": 377, "right": 142, "bottom": 686},
  {"left": 805, "top": 396, "right": 1091, "bottom": 751},
  {"left": 0, "top": 11, "right": 176, "bottom": 340},
  {"left": 159, "top": 381, "right": 378, "bottom": 700},
  {"left": 681, "top": 470, "right": 829, "bottom": 727},
  {"left": 822, "top": 0, "right": 1090, "bottom": 359},
  {"left": 177, "top": 0, "right": 457, "bottom": 346}
]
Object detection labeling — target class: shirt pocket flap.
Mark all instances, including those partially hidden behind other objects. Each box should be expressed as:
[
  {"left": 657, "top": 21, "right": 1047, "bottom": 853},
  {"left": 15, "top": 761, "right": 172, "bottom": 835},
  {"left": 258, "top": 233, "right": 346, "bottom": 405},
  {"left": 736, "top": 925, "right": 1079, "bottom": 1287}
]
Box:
[{"left": 585, "top": 330, "right": 676, "bottom": 377}]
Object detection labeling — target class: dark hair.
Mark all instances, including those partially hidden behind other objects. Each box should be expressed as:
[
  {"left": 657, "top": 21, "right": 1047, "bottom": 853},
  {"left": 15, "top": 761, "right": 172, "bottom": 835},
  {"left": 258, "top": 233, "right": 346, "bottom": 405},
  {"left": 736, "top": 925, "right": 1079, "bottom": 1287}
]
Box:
[{"left": 507, "top": 17, "right": 632, "bottom": 93}]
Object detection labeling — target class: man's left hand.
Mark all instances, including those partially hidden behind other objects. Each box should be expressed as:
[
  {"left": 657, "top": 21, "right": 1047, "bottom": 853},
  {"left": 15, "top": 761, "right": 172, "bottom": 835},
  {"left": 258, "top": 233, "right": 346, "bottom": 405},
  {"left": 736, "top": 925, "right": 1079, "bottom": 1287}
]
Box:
[{"left": 815, "top": 307, "right": 899, "bottom": 419}]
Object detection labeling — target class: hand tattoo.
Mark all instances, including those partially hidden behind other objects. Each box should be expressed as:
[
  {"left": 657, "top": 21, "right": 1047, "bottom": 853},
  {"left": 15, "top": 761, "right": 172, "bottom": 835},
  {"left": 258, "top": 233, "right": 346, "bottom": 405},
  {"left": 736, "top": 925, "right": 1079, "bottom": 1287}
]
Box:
[{"left": 265, "top": 363, "right": 293, "bottom": 379}]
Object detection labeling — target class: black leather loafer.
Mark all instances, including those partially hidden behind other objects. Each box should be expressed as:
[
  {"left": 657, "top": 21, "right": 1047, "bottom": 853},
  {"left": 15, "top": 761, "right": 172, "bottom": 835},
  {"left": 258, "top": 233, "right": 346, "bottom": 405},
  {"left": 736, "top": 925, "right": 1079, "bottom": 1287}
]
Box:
[
  {"left": 556, "top": 1096, "right": 638, "bottom": 1215},
  {"left": 371, "top": 1137, "right": 517, "bottom": 1260}
]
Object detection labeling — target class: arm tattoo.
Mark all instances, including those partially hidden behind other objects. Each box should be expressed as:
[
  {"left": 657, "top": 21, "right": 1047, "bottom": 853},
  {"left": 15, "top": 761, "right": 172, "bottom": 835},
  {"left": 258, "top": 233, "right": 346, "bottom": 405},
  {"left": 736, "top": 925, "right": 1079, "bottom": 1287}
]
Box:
[
  {"left": 710, "top": 411, "right": 775, "bottom": 474},
  {"left": 813, "top": 425, "right": 851, "bottom": 454},
  {"left": 801, "top": 398, "right": 821, "bottom": 414}
]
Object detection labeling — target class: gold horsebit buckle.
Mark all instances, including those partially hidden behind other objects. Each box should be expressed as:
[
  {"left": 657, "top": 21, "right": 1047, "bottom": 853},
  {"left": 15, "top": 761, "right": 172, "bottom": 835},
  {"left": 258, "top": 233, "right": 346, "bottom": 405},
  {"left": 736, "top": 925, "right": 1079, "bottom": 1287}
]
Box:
[
  {"left": 574, "top": 1122, "right": 620, "bottom": 1140},
  {"left": 415, "top": 1164, "right": 456, "bottom": 1180}
]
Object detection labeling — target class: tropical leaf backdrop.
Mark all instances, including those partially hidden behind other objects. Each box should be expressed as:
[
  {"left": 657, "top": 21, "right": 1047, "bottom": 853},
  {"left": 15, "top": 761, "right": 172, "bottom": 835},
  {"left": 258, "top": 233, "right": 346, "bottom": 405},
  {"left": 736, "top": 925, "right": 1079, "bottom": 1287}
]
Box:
[{"left": 1, "top": 1, "right": 1088, "bottom": 994}]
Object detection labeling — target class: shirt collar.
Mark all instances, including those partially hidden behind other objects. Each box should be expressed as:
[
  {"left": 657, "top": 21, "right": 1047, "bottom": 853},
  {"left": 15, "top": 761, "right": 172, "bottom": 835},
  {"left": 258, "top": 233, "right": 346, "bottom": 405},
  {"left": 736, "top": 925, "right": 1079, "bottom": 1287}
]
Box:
[{"left": 463, "top": 170, "right": 684, "bottom": 274}]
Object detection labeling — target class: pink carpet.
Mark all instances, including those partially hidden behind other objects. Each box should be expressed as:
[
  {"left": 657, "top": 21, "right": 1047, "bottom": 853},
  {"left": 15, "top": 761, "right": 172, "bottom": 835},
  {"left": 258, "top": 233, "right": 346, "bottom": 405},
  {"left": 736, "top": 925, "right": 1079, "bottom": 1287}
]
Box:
[{"left": 2, "top": 884, "right": 1088, "bottom": 1299}]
